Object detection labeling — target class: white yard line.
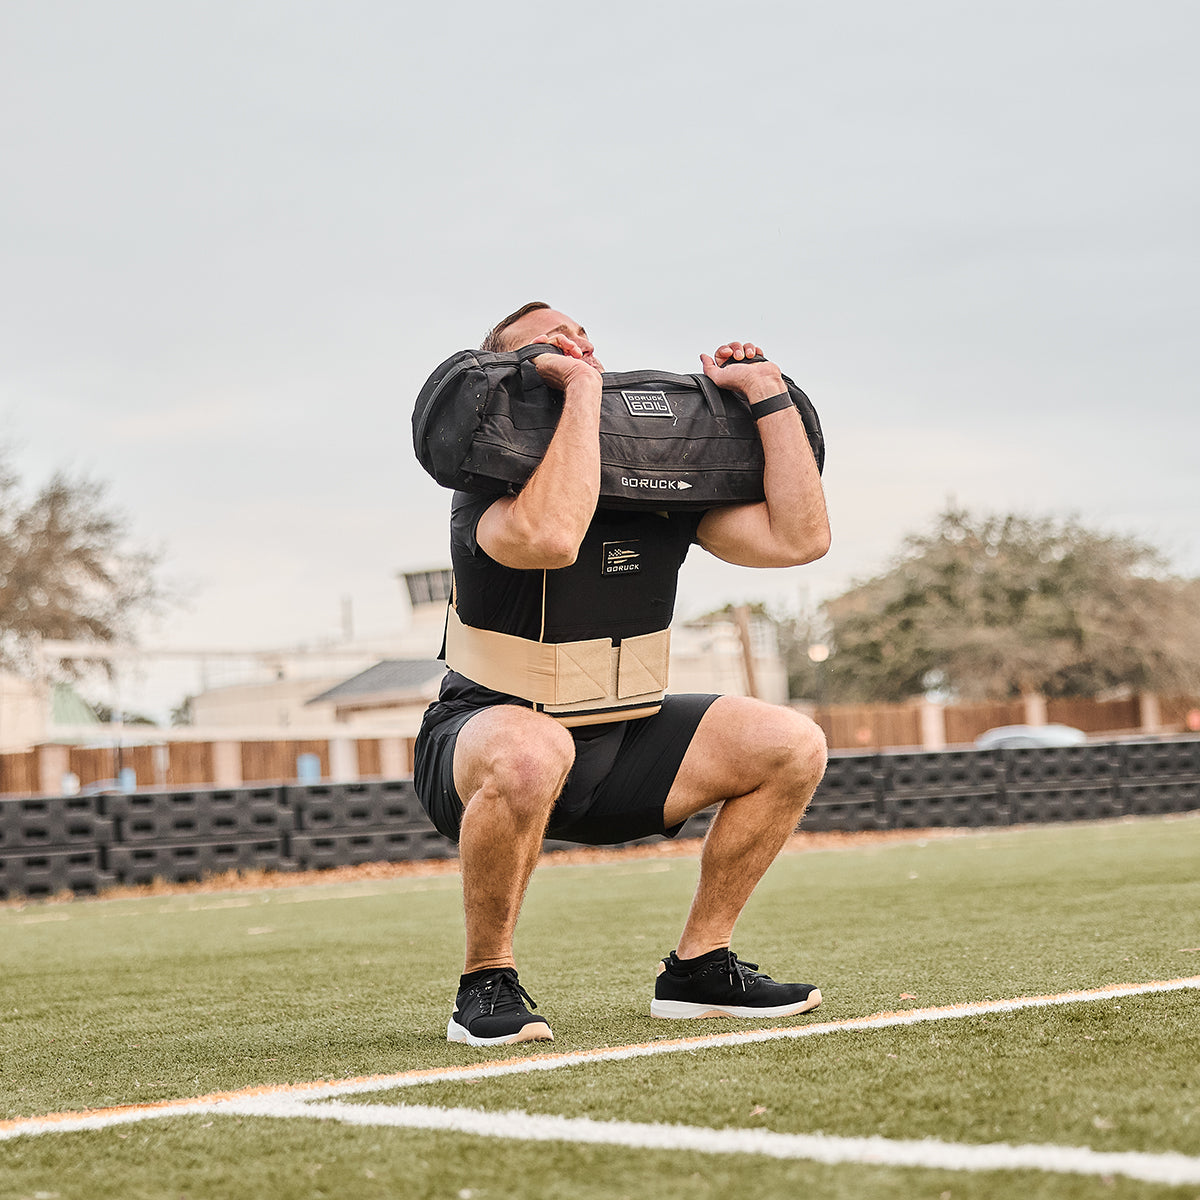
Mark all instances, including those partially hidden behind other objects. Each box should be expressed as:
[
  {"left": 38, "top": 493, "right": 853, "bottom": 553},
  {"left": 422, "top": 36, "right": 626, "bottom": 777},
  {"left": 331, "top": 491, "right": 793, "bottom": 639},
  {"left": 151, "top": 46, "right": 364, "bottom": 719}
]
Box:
[
  {"left": 222, "top": 1096, "right": 1200, "bottom": 1187},
  {"left": 312, "top": 975, "right": 1200, "bottom": 1101},
  {"left": 0, "top": 1102, "right": 234, "bottom": 1139},
  {"left": 3, "top": 974, "right": 1198, "bottom": 1183}
]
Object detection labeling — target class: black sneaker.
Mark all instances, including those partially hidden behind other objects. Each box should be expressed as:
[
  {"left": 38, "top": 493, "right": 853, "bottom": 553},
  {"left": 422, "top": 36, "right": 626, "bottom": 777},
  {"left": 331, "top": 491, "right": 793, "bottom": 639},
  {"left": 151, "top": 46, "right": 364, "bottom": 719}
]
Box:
[
  {"left": 651, "top": 949, "right": 822, "bottom": 1019},
  {"left": 447, "top": 968, "right": 554, "bottom": 1046}
]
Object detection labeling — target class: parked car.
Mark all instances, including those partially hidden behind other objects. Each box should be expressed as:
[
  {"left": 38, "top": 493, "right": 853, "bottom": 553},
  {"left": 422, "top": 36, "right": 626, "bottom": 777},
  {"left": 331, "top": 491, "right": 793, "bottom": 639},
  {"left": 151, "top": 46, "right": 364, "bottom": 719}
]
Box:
[{"left": 974, "top": 724, "right": 1087, "bottom": 750}]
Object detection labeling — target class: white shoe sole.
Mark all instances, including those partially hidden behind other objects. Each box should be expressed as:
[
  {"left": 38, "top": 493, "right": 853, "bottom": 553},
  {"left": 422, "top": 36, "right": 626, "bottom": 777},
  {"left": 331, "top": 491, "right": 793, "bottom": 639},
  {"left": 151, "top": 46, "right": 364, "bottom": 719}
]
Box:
[
  {"left": 650, "top": 988, "right": 821, "bottom": 1020},
  {"left": 446, "top": 1016, "right": 554, "bottom": 1046}
]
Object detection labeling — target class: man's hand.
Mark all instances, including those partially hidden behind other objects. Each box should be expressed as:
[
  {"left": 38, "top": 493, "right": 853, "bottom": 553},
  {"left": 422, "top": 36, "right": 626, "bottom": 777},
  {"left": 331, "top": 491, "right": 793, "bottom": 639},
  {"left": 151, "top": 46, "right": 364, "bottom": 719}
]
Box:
[
  {"left": 528, "top": 332, "right": 603, "bottom": 392},
  {"left": 700, "top": 341, "right": 786, "bottom": 406}
]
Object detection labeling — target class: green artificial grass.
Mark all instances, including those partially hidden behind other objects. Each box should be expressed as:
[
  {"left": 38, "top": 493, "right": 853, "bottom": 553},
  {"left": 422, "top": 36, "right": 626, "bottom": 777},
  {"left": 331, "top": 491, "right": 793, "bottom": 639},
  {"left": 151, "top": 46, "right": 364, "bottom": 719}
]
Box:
[{"left": 1, "top": 815, "right": 1198, "bottom": 1200}]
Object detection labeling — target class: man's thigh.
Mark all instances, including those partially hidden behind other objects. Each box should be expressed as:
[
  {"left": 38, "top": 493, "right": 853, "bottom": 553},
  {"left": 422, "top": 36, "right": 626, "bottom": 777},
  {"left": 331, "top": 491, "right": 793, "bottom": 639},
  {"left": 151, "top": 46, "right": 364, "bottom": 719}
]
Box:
[{"left": 661, "top": 695, "right": 827, "bottom": 827}]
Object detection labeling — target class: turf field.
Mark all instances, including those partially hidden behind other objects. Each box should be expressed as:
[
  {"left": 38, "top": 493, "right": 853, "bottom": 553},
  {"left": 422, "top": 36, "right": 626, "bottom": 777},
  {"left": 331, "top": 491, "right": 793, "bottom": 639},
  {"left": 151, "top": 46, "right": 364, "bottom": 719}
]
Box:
[{"left": 2, "top": 814, "right": 1198, "bottom": 1199}]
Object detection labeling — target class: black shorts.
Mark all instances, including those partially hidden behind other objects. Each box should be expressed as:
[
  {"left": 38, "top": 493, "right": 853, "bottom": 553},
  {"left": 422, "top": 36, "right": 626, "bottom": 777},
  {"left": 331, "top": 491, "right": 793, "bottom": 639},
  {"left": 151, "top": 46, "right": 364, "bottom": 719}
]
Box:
[{"left": 413, "top": 693, "right": 719, "bottom": 847}]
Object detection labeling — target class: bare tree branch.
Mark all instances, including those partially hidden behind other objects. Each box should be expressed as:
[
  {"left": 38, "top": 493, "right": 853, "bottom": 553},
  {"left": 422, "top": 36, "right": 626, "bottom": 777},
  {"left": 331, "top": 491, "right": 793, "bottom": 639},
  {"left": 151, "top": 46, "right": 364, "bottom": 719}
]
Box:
[{"left": 0, "top": 453, "right": 163, "bottom": 675}]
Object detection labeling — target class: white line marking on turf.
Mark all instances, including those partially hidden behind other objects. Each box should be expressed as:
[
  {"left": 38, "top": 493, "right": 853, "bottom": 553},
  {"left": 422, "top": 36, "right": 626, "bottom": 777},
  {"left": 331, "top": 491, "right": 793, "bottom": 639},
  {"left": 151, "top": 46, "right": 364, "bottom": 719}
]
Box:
[
  {"left": 0, "top": 1103, "right": 234, "bottom": 1139},
  {"left": 3, "top": 977, "right": 1197, "bottom": 1147},
  {"left": 224, "top": 1096, "right": 1200, "bottom": 1186},
  {"left": 313, "top": 975, "right": 1200, "bottom": 1102}
]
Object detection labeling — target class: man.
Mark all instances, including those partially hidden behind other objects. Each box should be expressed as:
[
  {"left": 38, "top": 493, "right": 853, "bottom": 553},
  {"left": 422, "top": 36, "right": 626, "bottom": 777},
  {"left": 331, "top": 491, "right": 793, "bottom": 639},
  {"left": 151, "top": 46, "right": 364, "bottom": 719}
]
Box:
[{"left": 414, "top": 301, "right": 831, "bottom": 1046}]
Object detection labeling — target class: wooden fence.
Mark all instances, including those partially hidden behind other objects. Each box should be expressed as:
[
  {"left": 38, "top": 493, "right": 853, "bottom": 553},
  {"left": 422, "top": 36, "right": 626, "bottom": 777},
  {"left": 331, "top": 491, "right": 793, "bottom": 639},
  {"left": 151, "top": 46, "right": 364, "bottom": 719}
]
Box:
[
  {"left": 812, "top": 702, "right": 924, "bottom": 752},
  {"left": 3, "top": 692, "right": 1198, "bottom": 796},
  {"left": 811, "top": 693, "right": 1197, "bottom": 752},
  {"left": 0, "top": 738, "right": 418, "bottom": 796},
  {"left": 943, "top": 701, "right": 1026, "bottom": 746}
]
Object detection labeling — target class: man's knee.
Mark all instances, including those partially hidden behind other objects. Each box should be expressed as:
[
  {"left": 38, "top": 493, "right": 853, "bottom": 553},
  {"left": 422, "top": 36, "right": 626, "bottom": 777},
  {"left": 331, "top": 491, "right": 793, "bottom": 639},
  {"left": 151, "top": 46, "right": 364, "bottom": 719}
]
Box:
[
  {"left": 785, "top": 707, "right": 828, "bottom": 779},
  {"left": 722, "top": 697, "right": 827, "bottom": 790},
  {"left": 456, "top": 707, "right": 575, "bottom": 823}
]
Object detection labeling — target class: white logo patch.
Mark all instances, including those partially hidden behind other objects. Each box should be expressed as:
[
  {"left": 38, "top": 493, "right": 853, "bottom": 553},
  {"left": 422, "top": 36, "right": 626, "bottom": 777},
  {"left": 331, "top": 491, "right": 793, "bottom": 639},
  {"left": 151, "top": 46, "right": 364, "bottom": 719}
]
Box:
[
  {"left": 621, "top": 391, "right": 674, "bottom": 417},
  {"left": 603, "top": 541, "right": 641, "bottom": 575}
]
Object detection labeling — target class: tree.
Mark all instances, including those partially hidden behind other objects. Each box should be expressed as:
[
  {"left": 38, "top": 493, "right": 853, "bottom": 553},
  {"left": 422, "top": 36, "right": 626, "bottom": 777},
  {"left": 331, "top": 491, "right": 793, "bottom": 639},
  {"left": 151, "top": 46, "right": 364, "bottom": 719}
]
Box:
[
  {"left": 170, "top": 694, "right": 195, "bottom": 727},
  {"left": 89, "top": 702, "right": 158, "bottom": 727},
  {"left": 0, "top": 453, "right": 162, "bottom": 674},
  {"left": 818, "top": 507, "right": 1200, "bottom": 702}
]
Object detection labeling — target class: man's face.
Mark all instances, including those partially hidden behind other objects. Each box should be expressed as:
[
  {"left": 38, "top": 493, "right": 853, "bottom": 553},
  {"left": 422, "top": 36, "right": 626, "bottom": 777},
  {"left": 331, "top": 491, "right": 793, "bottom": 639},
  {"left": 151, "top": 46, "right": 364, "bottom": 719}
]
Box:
[{"left": 501, "top": 308, "right": 605, "bottom": 372}]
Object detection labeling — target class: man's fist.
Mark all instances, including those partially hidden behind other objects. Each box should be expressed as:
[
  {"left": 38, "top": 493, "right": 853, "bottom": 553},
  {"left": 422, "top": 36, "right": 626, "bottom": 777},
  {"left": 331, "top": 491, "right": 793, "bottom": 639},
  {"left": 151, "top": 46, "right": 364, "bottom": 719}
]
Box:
[
  {"left": 700, "top": 341, "right": 785, "bottom": 405},
  {"left": 530, "top": 332, "right": 603, "bottom": 392}
]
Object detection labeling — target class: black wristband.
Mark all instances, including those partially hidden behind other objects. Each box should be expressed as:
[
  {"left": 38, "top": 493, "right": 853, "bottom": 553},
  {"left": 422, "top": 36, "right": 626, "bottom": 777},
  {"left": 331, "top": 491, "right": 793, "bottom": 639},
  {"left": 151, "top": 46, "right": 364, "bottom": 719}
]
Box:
[{"left": 749, "top": 391, "right": 792, "bottom": 419}]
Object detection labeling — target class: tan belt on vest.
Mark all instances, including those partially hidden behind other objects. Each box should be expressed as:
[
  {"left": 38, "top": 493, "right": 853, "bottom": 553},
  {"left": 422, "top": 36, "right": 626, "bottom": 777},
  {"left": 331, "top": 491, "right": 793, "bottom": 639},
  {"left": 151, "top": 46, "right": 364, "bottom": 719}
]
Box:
[{"left": 444, "top": 603, "right": 670, "bottom": 727}]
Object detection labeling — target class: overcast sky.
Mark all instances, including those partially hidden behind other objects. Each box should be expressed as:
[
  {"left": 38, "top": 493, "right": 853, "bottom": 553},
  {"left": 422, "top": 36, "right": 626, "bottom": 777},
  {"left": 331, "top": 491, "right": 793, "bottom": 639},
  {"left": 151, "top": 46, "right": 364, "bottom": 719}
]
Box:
[{"left": 2, "top": 1, "right": 1197, "bottom": 716}]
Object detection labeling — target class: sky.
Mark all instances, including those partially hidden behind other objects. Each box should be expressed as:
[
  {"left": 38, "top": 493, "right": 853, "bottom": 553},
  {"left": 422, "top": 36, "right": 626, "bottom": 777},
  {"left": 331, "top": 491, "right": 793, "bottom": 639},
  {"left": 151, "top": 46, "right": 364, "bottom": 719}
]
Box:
[{"left": 2, "top": 1, "right": 1197, "bottom": 719}]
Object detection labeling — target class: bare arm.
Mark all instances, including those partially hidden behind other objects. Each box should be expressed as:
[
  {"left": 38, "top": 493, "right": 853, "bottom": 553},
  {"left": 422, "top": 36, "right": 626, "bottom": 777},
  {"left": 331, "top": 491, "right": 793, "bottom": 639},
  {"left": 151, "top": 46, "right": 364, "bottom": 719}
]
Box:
[
  {"left": 696, "top": 341, "right": 831, "bottom": 568},
  {"left": 475, "top": 334, "right": 603, "bottom": 569}
]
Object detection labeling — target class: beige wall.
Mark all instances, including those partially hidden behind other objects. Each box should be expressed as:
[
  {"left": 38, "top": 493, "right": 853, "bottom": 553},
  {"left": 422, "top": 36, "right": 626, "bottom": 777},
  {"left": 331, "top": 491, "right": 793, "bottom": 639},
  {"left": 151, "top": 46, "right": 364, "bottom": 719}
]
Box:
[
  {"left": 329, "top": 700, "right": 436, "bottom": 735},
  {"left": 0, "top": 672, "right": 48, "bottom": 752},
  {"left": 668, "top": 619, "right": 788, "bottom": 705},
  {"left": 191, "top": 676, "right": 344, "bottom": 727}
]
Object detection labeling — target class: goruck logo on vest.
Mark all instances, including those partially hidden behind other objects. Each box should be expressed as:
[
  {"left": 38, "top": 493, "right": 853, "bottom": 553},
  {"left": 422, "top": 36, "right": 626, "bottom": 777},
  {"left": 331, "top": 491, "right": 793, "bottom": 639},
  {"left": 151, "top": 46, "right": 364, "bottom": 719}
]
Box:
[
  {"left": 620, "top": 476, "right": 693, "bottom": 493},
  {"left": 620, "top": 390, "right": 674, "bottom": 417},
  {"left": 602, "top": 541, "right": 640, "bottom": 575}
]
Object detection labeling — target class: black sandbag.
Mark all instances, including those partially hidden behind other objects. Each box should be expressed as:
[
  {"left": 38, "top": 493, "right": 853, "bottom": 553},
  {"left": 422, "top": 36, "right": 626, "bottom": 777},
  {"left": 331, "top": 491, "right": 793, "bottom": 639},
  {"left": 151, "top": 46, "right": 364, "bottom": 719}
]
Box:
[{"left": 413, "top": 344, "right": 824, "bottom": 511}]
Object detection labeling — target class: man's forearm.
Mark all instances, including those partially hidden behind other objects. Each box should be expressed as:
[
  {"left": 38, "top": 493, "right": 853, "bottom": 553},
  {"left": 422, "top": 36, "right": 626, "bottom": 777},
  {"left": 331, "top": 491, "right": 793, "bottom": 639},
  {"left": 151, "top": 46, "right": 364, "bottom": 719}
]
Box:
[
  {"left": 697, "top": 400, "right": 830, "bottom": 568},
  {"left": 756, "top": 405, "right": 830, "bottom": 562},
  {"left": 476, "top": 373, "right": 603, "bottom": 569}
]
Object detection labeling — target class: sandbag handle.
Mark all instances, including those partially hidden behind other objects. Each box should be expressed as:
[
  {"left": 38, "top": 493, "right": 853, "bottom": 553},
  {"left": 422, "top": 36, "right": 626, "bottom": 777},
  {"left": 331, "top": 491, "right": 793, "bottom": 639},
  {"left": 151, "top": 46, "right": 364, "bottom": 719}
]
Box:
[
  {"left": 690, "top": 372, "right": 725, "bottom": 419},
  {"left": 512, "top": 341, "right": 567, "bottom": 400},
  {"left": 514, "top": 342, "right": 566, "bottom": 361}
]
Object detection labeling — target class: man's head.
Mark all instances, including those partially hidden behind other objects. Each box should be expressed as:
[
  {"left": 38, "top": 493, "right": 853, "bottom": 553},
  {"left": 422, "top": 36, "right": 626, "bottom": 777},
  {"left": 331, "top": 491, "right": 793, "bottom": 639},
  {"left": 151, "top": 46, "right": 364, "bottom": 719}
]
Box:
[{"left": 480, "top": 301, "right": 604, "bottom": 371}]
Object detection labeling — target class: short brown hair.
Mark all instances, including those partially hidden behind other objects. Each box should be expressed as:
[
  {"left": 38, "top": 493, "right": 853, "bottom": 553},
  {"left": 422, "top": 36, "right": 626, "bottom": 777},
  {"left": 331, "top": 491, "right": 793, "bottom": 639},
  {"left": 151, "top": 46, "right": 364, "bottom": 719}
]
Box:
[{"left": 480, "top": 301, "right": 551, "bottom": 352}]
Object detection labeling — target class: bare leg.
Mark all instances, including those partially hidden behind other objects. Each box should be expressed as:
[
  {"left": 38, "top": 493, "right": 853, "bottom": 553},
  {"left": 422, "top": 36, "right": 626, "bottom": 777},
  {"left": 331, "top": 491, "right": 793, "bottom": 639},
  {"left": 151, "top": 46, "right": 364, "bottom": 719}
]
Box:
[
  {"left": 661, "top": 696, "right": 827, "bottom": 959},
  {"left": 452, "top": 705, "right": 575, "bottom": 974}
]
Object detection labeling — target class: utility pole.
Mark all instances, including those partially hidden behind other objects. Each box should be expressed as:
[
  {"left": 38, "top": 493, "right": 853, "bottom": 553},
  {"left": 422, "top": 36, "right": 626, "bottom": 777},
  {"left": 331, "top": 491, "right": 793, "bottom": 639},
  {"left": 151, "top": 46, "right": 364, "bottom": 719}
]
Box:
[{"left": 732, "top": 605, "right": 759, "bottom": 700}]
